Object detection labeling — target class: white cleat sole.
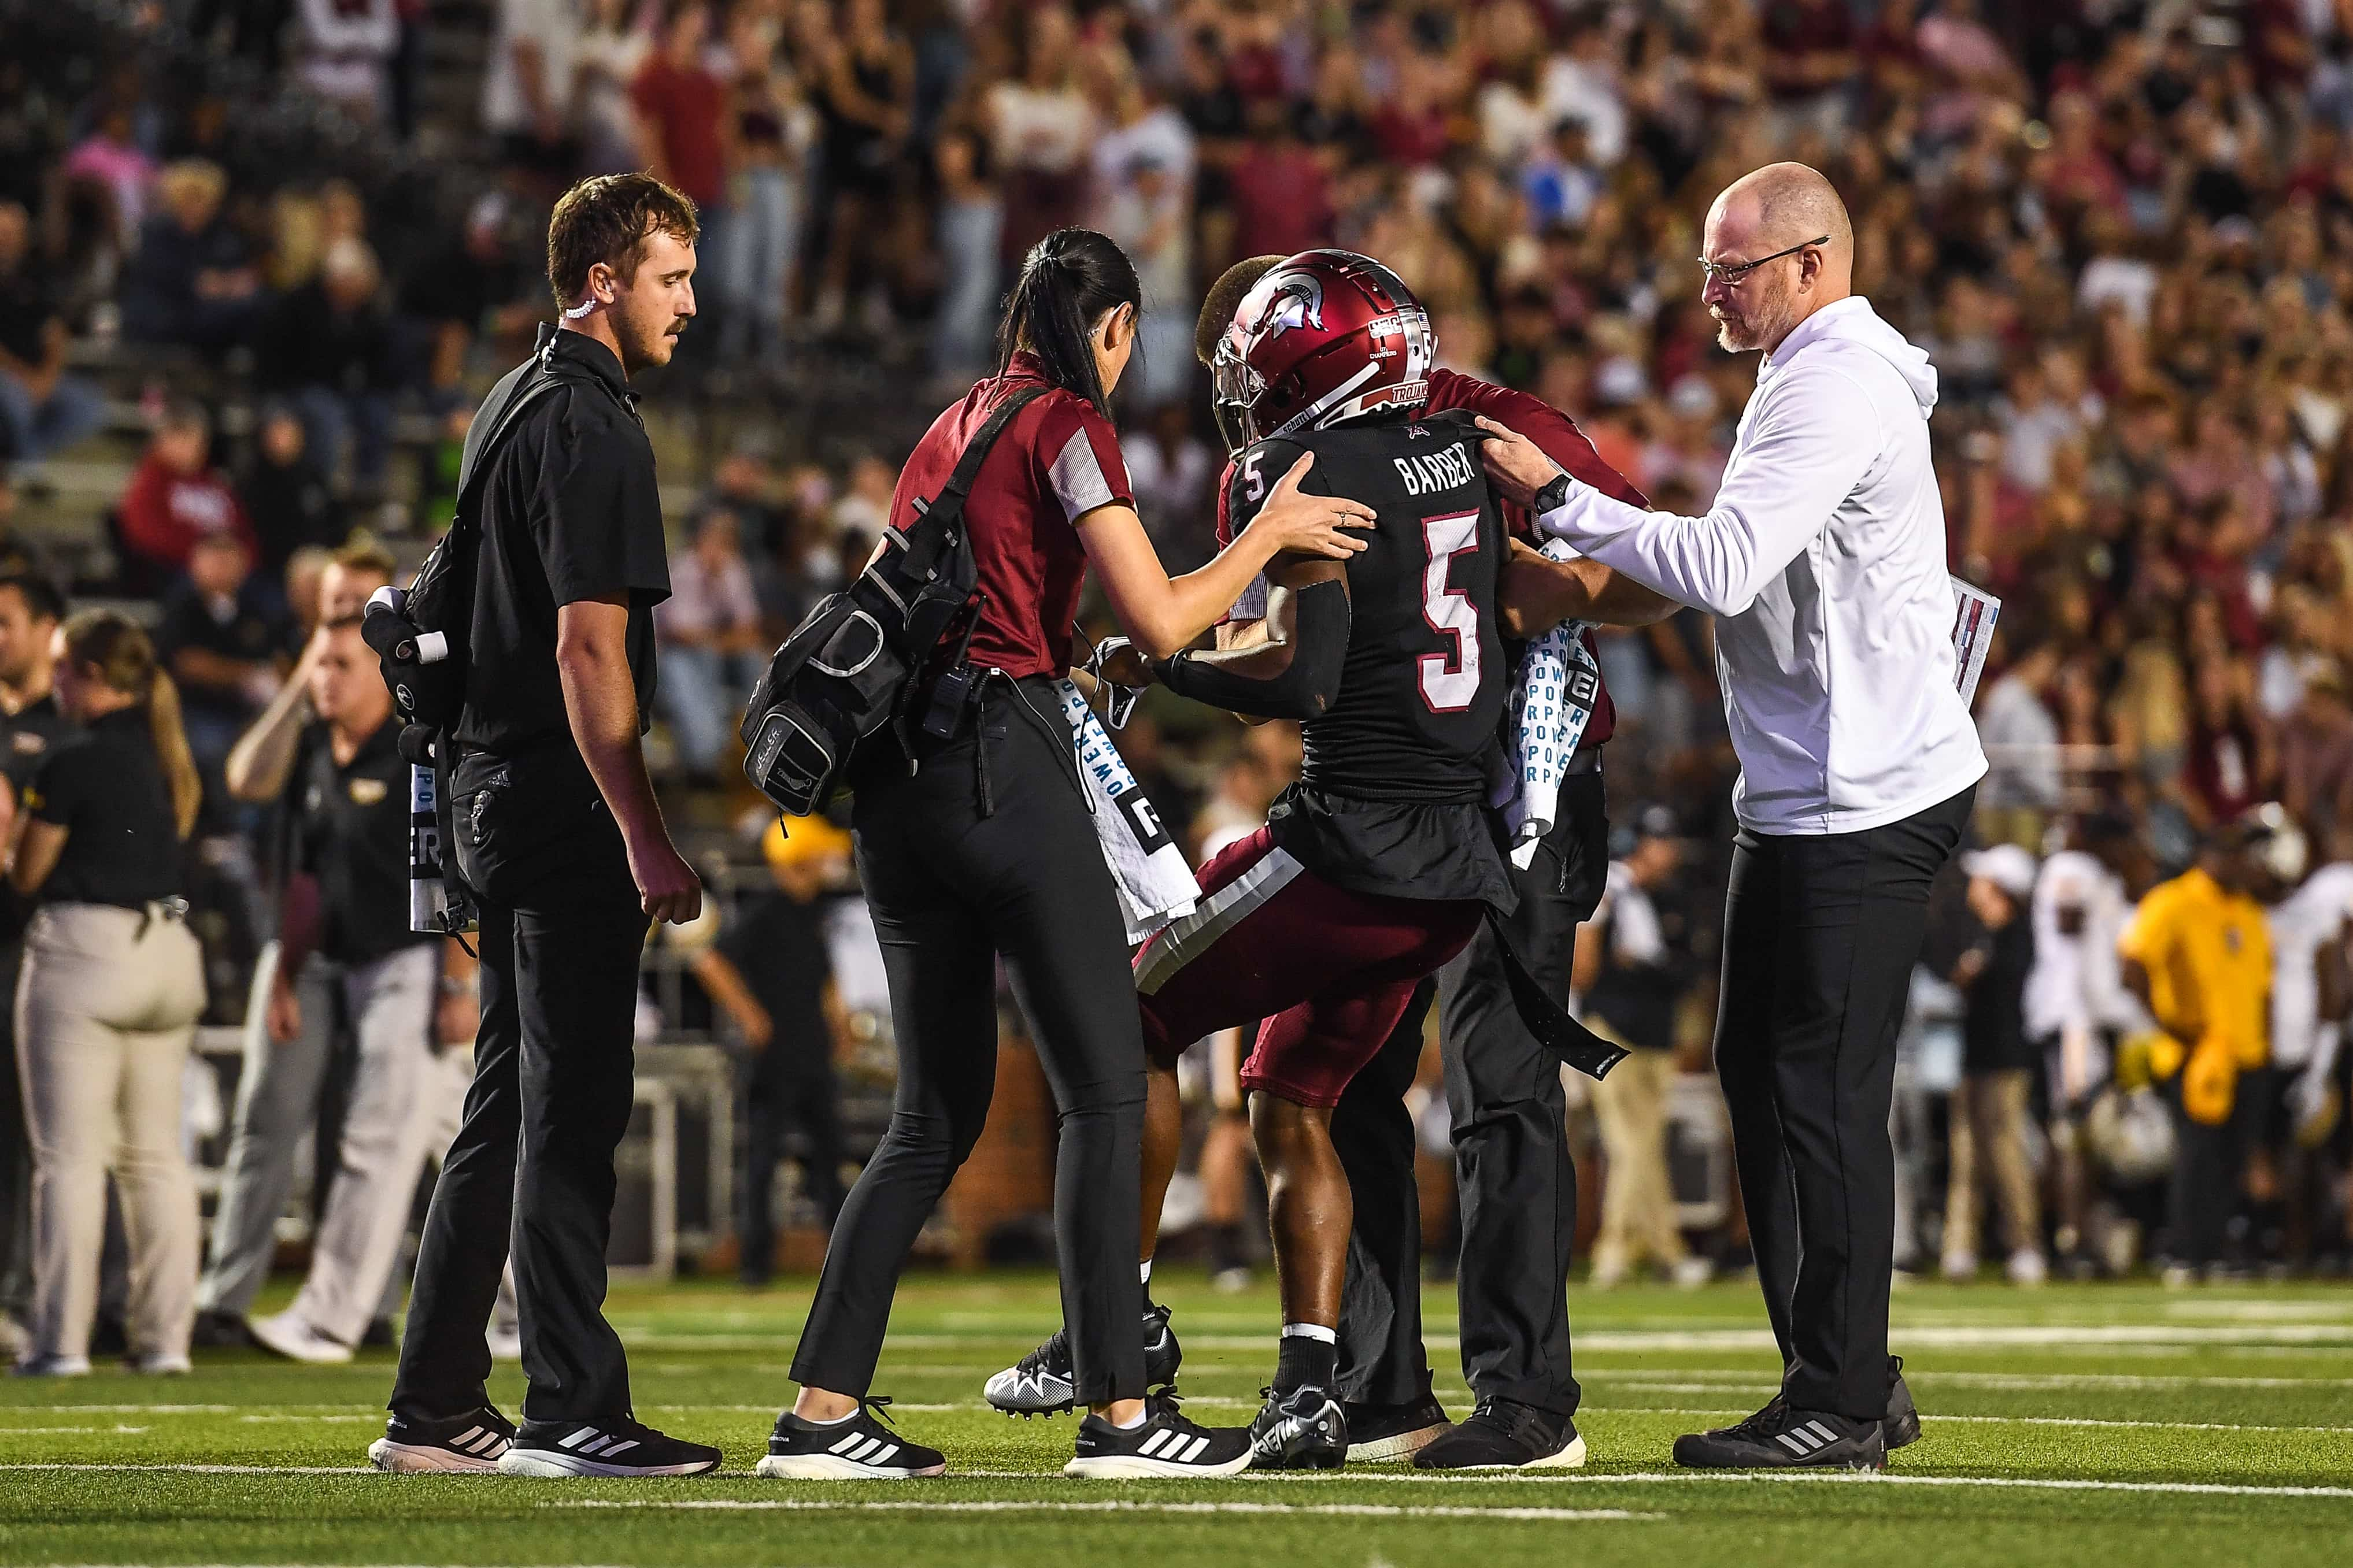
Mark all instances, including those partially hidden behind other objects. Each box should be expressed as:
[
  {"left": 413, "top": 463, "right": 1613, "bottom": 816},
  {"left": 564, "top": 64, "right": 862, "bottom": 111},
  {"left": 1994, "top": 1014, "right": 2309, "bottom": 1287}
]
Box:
[
  {"left": 366, "top": 1438, "right": 504, "bottom": 1474},
  {"left": 1063, "top": 1450, "right": 1255, "bottom": 1480},
  {"left": 248, "top": 1315, "right": 353, "bottom": 1365},
  {"left": 1348, "top": 1421, "right": 1451, "bottom": 1462},
  {"left": 754, "top": 1453, "right": 946, "bottom": 1480},
  {"left": 495, "top": 1451, "right": 719, "bottom": 1478},
  {"left": 1444, "top": 1433, "right": 1588, "bottom": 1471}
]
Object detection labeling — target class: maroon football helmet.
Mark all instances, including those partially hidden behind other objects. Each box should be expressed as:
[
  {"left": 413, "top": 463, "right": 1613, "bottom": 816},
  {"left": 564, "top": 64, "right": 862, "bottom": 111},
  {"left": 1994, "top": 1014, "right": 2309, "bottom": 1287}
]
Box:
[{"left": 1211, "top": 249, "right": 1436, "bottom": 452}]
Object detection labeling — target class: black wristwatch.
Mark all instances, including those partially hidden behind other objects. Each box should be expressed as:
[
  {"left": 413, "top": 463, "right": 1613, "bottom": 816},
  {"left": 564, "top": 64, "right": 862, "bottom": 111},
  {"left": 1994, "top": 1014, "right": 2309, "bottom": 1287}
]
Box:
[{"left": 1533, "top": 472, "right": 1573, "bottom": 516}]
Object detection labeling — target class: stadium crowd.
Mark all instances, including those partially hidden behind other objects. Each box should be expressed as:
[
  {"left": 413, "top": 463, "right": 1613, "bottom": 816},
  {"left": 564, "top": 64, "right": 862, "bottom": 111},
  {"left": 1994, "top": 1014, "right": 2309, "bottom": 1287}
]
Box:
[{"left": 6, "top": 0, "right": 2353, "bottom": 1369}]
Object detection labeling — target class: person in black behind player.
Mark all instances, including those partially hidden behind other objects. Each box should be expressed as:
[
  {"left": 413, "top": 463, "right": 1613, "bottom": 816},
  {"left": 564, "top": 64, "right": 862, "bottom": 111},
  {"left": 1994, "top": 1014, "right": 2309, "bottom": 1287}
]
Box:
[
  {"left": 0, "top": 570, "right": 68, "bottom": 1351},
  {"left": 692, "top": 814, "right": 853, "bottom": 1279},
  {"left": 367, "top": 174, "right": 716, "bottom": 1479},
  {"left": 1101, "top": 251, "right": 1612, "bottom": 1469}
]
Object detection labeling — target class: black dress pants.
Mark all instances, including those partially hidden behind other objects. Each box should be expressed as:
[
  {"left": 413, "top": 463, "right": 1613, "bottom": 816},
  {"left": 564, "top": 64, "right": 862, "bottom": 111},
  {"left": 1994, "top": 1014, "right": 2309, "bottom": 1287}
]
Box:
[
  {"left": 1335, "top": 768, "right": 1608, "bottom": 1419},
  {"left": 1716, "top": 785, "right": 1973, "bottom": 1421},
  {"left": 390, "top": 765, "right": 648, "bottom": 1426},
  {"left": 789, "top": 681, "right": 1148, "bottom": 1406}
]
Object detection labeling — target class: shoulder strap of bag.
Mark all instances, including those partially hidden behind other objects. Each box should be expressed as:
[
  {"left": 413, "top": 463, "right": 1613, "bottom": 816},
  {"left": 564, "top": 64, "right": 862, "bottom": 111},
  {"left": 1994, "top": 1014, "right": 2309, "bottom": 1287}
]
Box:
[
  {"left": 913, "top": 383, "right": 1052, "bottom": 520},
  {"left": 451, "top": 336, "right": 617, "bottom": 530}
]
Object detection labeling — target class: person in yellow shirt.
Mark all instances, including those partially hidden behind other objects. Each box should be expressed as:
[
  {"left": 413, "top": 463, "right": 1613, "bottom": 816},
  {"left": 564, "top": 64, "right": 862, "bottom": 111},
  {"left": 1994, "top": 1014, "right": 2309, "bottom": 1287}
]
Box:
[{"left": 2118, "top": 818, "right": 2274, "bottom": 1277}]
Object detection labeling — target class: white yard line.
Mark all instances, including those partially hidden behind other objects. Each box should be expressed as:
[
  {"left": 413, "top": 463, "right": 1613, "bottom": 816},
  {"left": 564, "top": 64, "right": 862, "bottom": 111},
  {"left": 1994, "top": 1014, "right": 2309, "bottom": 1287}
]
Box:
[
  {"left": 1595, "top": 1406, "right": 2353, "bottom": 1436},
  {"left": 1593, "top": 1370, "right": 2353, "bottom": 1390},
  {"left": 548, "top": 1499, "right": 1659, "bottom": 1521},
  {"left": 944, "top": 1469, "right": 2353, "bottom": 1499}
]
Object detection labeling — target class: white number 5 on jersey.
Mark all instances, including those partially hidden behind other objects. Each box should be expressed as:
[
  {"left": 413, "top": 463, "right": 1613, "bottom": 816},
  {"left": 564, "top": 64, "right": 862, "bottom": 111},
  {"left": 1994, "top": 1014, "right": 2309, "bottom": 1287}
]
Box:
[{"left": 1419, "top": 510, "right": 1482, "bottom": 711}]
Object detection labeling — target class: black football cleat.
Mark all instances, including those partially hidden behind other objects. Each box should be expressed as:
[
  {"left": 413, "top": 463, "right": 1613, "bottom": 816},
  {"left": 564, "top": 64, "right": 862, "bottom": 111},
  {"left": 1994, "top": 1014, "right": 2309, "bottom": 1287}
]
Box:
[
  {"left": 1673, "top": 1405, "right": 1885, "bottom": 1470},
  {"left": 1412, "top": 1397, "right": 1585, "bottom": 1470},
  {"left": 1342, "top": 1388, "right": 1451, "bottom": 1462},
  {"left": 1885, "top": 1356, "right": 1921, "bottom": 1450},
  {"left": 1065, "top": 1391, "right": 1252, "bottom": 1478},
  {"left": 1248, "top": 1384, "right": 1349, "bottom": 1470},
  {"left": 985, "top": 1302, "right": 1181, "bottom": 1416}
]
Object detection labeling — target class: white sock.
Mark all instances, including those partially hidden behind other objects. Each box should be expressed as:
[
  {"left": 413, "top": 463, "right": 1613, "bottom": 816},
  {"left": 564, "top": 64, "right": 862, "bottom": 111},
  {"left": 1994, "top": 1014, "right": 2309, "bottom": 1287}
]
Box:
[
  {"left": 1139, "top": 1258, "right": 1153, "bottom": 1288},
  {"left": 1279, "top": 1322, "right": 1338, "bottom": 1344},
  {"left": 1112, "top": 1408, "right": 1147, "bottom": 1430},
  {"left": 800, "top": 1407, "right": 857, "bottom": 1426}
]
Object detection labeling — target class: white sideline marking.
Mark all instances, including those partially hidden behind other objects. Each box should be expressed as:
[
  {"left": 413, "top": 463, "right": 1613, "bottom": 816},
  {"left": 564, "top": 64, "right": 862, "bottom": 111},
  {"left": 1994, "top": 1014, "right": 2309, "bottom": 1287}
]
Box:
[
  {"left": 1596, "top": 1371, "right": 2353, "bottom": 1392},
  {"left": 0, "top": 1424, "right": 147, "bottom": 1434},
  {"left": 550, "top": 1500, "right": 1658, "bottom": 1522},
  {"left": 0, "top": 1464, "right": 368, "bottom": 1474},
  {"left": 953, "top": 1469, "right": 2353, "bottom": 1499},
  {"left": 1599, "top": 1407, "right": 2353, "bottom": 1436}
]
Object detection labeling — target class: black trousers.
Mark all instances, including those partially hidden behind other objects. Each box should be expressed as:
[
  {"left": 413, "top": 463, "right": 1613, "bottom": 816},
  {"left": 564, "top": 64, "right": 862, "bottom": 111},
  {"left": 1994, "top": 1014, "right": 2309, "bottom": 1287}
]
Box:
[
  {"left": 739, "top": 1056, "right": 846, "bottom": 1282},
  {"left": 2162, "top": 1076, "right": 2234, "bottom": 1267},
  {"left": 390, "top": 770, "right": 647, "bottom": 1426},
  {"left": 790, "top": 680, "right": 1147, "bottom": 1406},
  {"left": 1718, "top": 785, "right": 1973, "bottom": 1421},
  {"left": 1335, "top": 768, "right": 1608, "bottom": 1418},
  {"left": 0, "top": 939, "right": 28, "bottom": 1318}
]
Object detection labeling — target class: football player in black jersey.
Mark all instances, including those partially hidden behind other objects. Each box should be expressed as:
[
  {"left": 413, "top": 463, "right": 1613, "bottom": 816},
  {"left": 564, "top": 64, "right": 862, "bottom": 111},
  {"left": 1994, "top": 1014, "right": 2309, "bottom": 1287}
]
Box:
[{"left": 1092, "top": 252, "right": 1617, "bottom": 1469}]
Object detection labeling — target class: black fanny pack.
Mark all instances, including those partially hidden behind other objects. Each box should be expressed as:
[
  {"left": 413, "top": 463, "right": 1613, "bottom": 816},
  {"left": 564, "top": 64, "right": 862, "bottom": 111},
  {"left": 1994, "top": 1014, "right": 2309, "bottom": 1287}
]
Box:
[{"left": 739, "top": 384, "right": 1045, "bottom": 816}]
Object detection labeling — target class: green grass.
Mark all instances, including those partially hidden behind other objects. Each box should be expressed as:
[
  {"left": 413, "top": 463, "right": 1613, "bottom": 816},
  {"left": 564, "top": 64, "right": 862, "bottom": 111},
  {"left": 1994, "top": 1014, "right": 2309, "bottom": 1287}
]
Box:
[{"left": 5, "top": 1271, "right": 2353, "bottom": 1565}]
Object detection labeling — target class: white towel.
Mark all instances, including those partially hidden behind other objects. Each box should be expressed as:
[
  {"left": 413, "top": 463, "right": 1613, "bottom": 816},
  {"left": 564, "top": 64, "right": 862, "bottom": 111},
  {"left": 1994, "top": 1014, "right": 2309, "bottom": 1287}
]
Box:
[
  {"left": 1053, "top": 677, "right": 1201, "bottom": 944},
  {"left": 1500, "top": 541, "right": 1604, "bottom": 870}
]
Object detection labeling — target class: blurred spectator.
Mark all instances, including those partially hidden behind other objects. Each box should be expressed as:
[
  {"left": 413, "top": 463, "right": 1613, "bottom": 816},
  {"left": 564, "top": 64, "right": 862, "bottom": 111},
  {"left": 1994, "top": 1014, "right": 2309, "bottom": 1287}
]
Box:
[
  {"left": 808, "top": 0, "right": 912, "bottom": 332},
  {"left": 1975, "top": 639, "right": 2066, "bottom": 849},
  {"left": 1127, "top": 401, "right": 1217, "bottom": 574},
  {"left": 256, "top": 237, "right": 398, "bottom": 490},
  {"left": 0, "top": 202, "right": 105, "bottom": 468},
  {"left": 1579, "top": 806, "right": 1704, "bottom": 1289},
  {"left": 710, "top": 5, "right": 810, "bottom": 369},
  {"left": 930, "top": 124, "right": 1002, "bottom": 383},
  {"left": 119, "top": 161, "right": 261, "bottom": 352},
  {"left": 2280, "top": 661, "right": 2353, "bottom": 840},
  {"left": 1761, "top": 0, "right": 1860, "bottom": 145},
  {"left": 1226, "top": 99, "right": 1334, "bottom": 265},
  {"left": 236, "top": 405, "right": 341, "bottom": 583},
  {"left": 574, "top": 0, "right": 653, "bottom": 175},
  {"left": 694, "top": 815, "right": 853, "bottom": 1284},
  {"left": 116, "top": 402, "right": 256, "bottom": 591},
  {"left": 2028, "top": 820, "right": 2140, "bottom": 1272},
  {"left": 632, "top": 2, "right": 728, "bottom": 217},
  {"left": 827, "top": 453, "right": 895, "bottom": 548},
  {"left": 156, "top": 532, "right": 287, "bottom": 815},
  {"left": 480, "top": 0, "right": 582, "bottom": 180},
  {"left": 60, "top": 101, "right": 156, "bottom": 249},
  {"left": 1945, "top": 845, "right": 2047, "bottom": 1286},
  {"left": 656, "top": 509, "right": 763, "bottom": 782},
  {"left": 295, "top": 0, "right": 399, "bottom": 124},
  {"left": 986, "top": 3, "right": 1092, "bottom": 272}
]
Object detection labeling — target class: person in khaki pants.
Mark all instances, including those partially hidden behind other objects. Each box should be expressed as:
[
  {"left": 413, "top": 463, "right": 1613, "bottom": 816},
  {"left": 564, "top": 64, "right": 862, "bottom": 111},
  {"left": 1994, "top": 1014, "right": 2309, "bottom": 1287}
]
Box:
[
  {"left": 1577, "top": 808, "right": 1708, "bottom": 1288},
  {"left": 8, "top": 610, "right": 206, "bottom": 1375}
]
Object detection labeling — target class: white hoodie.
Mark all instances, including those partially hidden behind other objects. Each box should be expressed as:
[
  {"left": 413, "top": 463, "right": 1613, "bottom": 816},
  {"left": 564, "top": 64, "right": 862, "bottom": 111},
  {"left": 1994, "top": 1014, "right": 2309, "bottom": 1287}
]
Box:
[{"left": 1537, "top": 295, "right": 1986, "bottom": 835}]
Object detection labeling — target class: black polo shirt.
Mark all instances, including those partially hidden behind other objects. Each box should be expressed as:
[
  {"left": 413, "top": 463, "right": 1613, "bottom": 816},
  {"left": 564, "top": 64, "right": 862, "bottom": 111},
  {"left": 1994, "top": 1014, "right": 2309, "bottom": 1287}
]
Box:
[
  {"left": 456, "top": 329, "right": 670, "bottom": 757},
  {"left": 156, "top": 579, "right": 290, "bottom": 724},
  {"left": 295, "top": 716, "right": 432, "bottom": 966},
  {"left": 0, "top": 692, "right": 75, "bottom": 943},
  {"left": 716, "top": 890, "right": 834, "bottom": 1076},
  {"left": 23, "top": 708, "right": 183, "bottom": 908}
]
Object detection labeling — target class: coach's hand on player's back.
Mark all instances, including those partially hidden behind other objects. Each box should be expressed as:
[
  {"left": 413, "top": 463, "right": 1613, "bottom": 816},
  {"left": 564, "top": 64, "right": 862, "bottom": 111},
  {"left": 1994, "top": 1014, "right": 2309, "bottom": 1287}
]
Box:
[
  {"left": 1472, "top": 416, "right": 1568, "bottom": 509},
  {"left": 628, "top": 832, "right": 704, "bottom": 925},
  {"left": 1244, "top": 452, "right": 1379, "bottom": 559}
]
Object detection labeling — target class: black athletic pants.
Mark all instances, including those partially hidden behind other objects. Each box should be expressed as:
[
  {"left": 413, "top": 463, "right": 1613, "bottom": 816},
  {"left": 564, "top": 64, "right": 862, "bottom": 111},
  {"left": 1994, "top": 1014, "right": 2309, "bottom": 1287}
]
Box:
[
  {"left": 739, "top": 1056, "right": 846, "bottom": 1283},
  {"left": 391, "top": 760, "right": 647, "bottom": 1426},
  {"left": 1335, "top": 767, "right": 1608, "bottom": 1419},
  {"left": 1718, "top": 785, "right": 1973, "bottom": 1421},
  {"left": 790, "top": 679, "right": 1147, "bottom": 1406}
]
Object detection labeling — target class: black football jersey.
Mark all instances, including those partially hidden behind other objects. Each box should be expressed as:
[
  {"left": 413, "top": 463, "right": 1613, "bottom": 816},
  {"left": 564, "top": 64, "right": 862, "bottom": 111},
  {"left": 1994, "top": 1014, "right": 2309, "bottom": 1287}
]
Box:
[{"left": 1223, "top": 410, "right": 1508, "bottom": 803}]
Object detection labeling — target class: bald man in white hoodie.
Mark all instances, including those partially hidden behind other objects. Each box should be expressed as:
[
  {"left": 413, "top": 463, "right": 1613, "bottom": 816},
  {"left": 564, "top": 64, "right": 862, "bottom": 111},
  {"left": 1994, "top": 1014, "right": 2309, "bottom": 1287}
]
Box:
[{"left": 1485, "top": 163, "right": 1986, "bottom": 1472}]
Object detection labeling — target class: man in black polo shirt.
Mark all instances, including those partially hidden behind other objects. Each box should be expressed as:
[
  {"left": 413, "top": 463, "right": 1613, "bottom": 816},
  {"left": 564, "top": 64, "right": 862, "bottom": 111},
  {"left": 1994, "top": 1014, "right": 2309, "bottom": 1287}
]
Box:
[
  {"left": 219, "top": 620, "right": 469, "bottom": 1365},
  {"left": 156, "top": 532, "right": 288, "bottom": 818},
  {"left": 0, "top": 569, "right": 69, "bottom": 1351},
  {"left": 369, "top": 174, "right": 716, "bottom": 1479}
]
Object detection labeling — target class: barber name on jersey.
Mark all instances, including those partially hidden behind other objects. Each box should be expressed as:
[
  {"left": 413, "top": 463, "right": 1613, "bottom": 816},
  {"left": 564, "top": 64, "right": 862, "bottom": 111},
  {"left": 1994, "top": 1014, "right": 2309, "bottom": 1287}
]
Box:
[{"left": 1392, "top": 440, "right": 1478, "bottom": 497}]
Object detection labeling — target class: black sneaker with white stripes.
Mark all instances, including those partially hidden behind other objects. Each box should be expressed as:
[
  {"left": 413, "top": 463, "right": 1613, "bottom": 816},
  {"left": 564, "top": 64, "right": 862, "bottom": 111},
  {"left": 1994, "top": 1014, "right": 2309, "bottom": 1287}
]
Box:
[
  {"left": 1672, "top": 1404, "right": 1885, "bottom": 1470},
  {"left": 1064, "top": 1391, "right": 1252, "bottom": 1478},
  {"left": 985, "top": 1301, "right": 1182, "bottom": 1416},
  {"left": 1248, "top": 1384, "right": 1349, "bottom": 1470},
  {"left": 495, "top": 1415, "right": 722, "bottom": 1477},
  {"left": 757, "top": 1396, "right": 946, "bottom": 1480},
  {"left": 366, "top": 1406, "right": 516, "bottom": 1473}
]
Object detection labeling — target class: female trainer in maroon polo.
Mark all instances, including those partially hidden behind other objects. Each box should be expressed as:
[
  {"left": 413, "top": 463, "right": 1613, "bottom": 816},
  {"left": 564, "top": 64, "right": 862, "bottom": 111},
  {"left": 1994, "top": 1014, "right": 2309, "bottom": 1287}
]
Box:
[{"left": 766, "top": 229, "right": 1374, "bottom": 1481}]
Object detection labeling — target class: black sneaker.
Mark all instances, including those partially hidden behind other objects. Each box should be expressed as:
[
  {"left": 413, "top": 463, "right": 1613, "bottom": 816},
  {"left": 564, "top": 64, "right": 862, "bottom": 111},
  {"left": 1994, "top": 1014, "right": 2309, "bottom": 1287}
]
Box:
[
  {"left": 757, "top": 1396, "right": 946, "bottom": 1480},
  {"left": 1673, "top": 1404, "right": 1884, "bottom": 1470},
  {"left": 190, "top": 1310, "right": 252, "bottom": 1350},
  {"left": 985, "top": 1301, "right": 1181, "bottom": 1416},
  {"left": 366, "top": 1406, "right": 516, "bottom": 1473},
  {"left": 1885, "top": 1356, "right": 1921, "bottom": 1450},
  {"left": 1065, "top": 1391, "right": 1252, "bottom": 1478},
  {"left": 496, "top": 1415, "right": 721, "bottom": 1477},
  {"left": 1412, "top": 1397, "right": 1585, "bottom": 1470},
  {"left": 1248, "top": 1384, "right": 1348, "bottom": 1470},
  {"left": 1342, "top": 1389, "right": 1451, "bottom": 1462}
]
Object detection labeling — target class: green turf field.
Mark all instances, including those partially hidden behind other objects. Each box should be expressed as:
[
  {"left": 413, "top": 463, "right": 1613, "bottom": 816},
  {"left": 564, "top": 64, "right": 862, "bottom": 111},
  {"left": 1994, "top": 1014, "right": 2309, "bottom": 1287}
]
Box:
[{"left": 3, "top": 1271, "right": 2351, "bottom": 1566}]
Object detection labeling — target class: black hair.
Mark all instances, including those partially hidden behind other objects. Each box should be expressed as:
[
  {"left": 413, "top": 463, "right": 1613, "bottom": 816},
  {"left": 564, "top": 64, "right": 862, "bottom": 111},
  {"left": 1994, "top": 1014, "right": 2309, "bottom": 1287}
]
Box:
[
  {"left": 0, "top": 569, "right": 65, "bottom": 625},
  {"left": 994, "top": 228, "right": 1141, "bottom": 420}
]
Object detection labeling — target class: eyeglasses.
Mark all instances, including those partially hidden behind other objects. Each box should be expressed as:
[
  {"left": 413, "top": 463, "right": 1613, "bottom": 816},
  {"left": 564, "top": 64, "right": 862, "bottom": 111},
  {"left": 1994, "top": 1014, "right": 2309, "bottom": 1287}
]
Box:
[{"left": 1697, "top": 236, "right": 1830, "bottom": 287}]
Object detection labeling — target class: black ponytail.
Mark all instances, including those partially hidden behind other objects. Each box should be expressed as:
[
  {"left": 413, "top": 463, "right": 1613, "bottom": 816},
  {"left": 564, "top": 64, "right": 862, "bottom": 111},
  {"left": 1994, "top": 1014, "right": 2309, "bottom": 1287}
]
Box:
[{"left": 993, "top": 228, "right": 1142, "bottom": 420}]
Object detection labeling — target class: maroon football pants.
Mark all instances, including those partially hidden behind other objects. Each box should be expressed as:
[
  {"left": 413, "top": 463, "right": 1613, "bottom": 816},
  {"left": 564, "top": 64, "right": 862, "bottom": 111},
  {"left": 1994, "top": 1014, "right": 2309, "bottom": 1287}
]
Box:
[{"left": 1132, "top": 826, "right": 1485, "bottom": 1107}]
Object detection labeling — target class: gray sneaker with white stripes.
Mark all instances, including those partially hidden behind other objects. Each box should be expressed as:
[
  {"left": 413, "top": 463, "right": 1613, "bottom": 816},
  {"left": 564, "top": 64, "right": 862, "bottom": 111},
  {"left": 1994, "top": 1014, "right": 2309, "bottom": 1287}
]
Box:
[
  {"left": 367, "top": 1405, "right": 517, "bottom": 1473},
  {"left": 1672, "top": 1404, "right": 1886, "bottom": 1471},
  {"left": 757, "top": 1396, "right": 948, "bottom": 1480},
  {"left": 495, "top": 1415, "right": 722, "bottom": 1477}
]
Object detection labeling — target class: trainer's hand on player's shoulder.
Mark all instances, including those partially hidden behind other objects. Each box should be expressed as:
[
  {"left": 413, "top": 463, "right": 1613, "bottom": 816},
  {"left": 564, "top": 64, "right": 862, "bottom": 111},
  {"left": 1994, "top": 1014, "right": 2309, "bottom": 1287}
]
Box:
[
  {"left": 1473, "top": 416, "right": 1568, "bottom": 509},
  {"left": 1247, "top": 452, "right": 1377, "bottom": 560}
]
